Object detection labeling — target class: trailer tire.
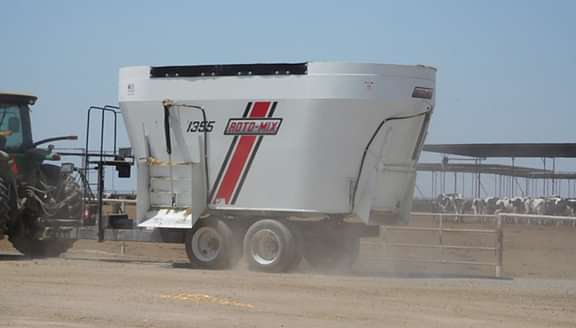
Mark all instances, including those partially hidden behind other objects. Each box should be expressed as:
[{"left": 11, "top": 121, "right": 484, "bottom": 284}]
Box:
[
  {"left": 287, "top": 224, "right": 304, "bottom": 271},
  {"left": 243, "top": 219, "right": 301, "bottom": 273},
  {"left": 185, "top": 219, "right": 241, "bottom": 269}
]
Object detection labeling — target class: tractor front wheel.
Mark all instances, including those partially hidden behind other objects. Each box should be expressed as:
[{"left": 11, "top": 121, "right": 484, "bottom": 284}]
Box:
[
  {"left": 9, "top": 235, "right": 75, "bottom": 258},
  {"left": 7, "top": 216, "right": 75, "bottom": 258},
  {"left": 7, "top": 164, "right": 82, "bottom": 258}
]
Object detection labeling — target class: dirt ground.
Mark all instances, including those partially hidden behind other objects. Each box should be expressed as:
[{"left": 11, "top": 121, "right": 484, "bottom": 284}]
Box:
[{"left": 1, "top": 219, "right": 575, "bottom": 327}]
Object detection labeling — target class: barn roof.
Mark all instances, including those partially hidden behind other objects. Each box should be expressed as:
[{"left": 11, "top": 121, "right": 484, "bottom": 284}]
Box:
[{"left": 423, "top": 143, "right": 576, "bottom": 158}]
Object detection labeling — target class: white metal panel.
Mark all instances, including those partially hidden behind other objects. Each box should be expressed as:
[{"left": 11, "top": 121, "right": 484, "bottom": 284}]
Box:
[{"left": 119, "top": 62, "right": 436, "bottom": 227}]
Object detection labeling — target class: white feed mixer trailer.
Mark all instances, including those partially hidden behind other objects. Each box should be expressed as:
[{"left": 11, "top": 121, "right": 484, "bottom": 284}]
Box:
[{"left": 77, "top": 62, "right": 436, "bottom": 273}]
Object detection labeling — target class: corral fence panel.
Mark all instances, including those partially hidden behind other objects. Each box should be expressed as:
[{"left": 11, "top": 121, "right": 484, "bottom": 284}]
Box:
[{"left": 379, "top": 212, "right": 503, "bottom": 277}]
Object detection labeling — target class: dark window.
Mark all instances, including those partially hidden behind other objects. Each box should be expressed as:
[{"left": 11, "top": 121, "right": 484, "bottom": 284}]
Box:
[{"left": 0, "top": 105, "right": 27, "bottom": 150}]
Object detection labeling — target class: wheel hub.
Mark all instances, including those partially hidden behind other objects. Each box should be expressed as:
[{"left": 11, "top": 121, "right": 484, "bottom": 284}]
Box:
[
  {"left": 251, "top": 229, "right": 281, "bottom": 265},
  {"left": 191, "top": 226, "right": 222, "bottom": 262}
]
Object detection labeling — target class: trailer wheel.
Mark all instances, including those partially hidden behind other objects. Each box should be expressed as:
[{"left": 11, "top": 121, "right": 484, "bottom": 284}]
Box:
[
  {"left": 243, "top": 219, "right": 301, "bottom": 273},
  {"left": 303, "top": 235, "right": 360, "bottom": 272},
  {"left": 185, "top": 219, "right": 240, "bottom": 269}
]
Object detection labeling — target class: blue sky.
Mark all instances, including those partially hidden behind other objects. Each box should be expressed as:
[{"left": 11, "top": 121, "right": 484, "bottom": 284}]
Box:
[{"left": 2, "top": 1, "right": 576, "bottom": 194}]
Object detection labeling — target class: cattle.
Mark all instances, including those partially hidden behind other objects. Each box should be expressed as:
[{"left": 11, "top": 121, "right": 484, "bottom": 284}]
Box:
[
  {"left": 510, "top": 197, "right": 525, "bottom": 213},
  {"left": 431, "top": 194, "right": 576, "bottom": 227},
  {"left": 528, "top": 198, "right": 546, "bottom": 215},
  {"left": 552, "top": 197, "right": 570, "bottom": 216},
  {"left": 484, "top": 197, "right": 500, "bottom": 215},
  {"left": 566, "top": 199, "right": 576, "bottom": 216},
  {"left": 495, "top": 197, "right": 513, "bottom": 213},
  {"left": 471, "top": 198, "right": 486, "bottom": 215},
  {"left": 435, "top": 193, "right": 465, "bottom": 222}
]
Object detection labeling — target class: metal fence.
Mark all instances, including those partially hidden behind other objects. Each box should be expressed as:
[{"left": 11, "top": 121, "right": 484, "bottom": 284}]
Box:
[
  {"left": 381, "top": 212, "right": 503, "bottom": 277},
  {"left": 497, "top": 212, "right": 576, "bottom": 226}
]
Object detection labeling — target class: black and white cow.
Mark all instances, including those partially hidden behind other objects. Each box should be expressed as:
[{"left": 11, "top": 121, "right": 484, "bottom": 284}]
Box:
[{"left": 435, "top": 193, "right": 465, "bottom": 222}]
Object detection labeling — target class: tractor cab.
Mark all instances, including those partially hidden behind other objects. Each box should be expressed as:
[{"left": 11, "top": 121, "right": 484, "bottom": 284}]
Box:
[
  {"left": 0, "top": 93, "right": 76, "bottom": 181},
  {"left": 0, "top": 93, "right": 35, "bottom": 152}
]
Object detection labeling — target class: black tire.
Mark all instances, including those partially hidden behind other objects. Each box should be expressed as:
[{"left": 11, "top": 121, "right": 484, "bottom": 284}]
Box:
[
  {"left": 243, "top": 219, "right": 301, "bottom": 273},
  {"left": 41, "top": 164, "right": 83, "bottom": 220},
  {"left": 303, "top": 234, "right": 360, "bottom": 272},
  {"left": 5, "top": 165, "right": 82, "bottom": 258},
  {"left": 9, "top": 237, "right": 75, "bottom": 258},
  {"left": 0, "top": 176, "right": 11, "bottom": 220},
  {"left": 7, "top": 216, "right": 75, "bottom": 258},
  {"left": 185, "top": 218, "right": 241, "bottom": 269},
  {"left": 287, "top": 224, "right": 304, "bottom": 271}
]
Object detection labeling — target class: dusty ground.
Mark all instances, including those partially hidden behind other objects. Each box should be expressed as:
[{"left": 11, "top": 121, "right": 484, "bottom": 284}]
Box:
[
  {"left": 1, "top": 219, "right": 575, "bottom": 327},
  {"left": 0, "top": 258, "right": 575, "bottom": 328}
]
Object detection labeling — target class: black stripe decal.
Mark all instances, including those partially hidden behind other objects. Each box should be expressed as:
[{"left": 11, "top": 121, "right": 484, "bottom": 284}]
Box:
[
  {"left": 242, "top": 102, "right": 252, "bottom": 117},
  {"left": 267, "top": 101, "right": 277, "bottom": 118}
]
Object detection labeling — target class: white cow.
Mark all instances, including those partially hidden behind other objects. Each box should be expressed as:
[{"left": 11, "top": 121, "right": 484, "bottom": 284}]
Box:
[
  {"left": 528, "top": 198, "right": 546, "bottom": 215},
  {"left": 435, "top": 193, "right": 465, "bottom": 222}
]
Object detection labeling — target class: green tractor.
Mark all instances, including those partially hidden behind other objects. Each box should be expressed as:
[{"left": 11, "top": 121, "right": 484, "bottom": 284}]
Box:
[{"left": 0, "top": 93, "right": 82, "bottom": 257}]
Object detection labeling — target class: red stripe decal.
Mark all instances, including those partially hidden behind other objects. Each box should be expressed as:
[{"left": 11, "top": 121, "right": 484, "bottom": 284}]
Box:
[
  {"left": 249, "top": 101, "right": 270, "bottom": 118},
  {"left": 213, "top": 101, "right": 271, "bottom": 204}
]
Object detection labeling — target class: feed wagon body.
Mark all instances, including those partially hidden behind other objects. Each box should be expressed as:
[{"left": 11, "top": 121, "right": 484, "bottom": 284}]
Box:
[
  {"left": 117, "top": 62, "right": 436, "bottom": 271},
  {"left": 119, "top": 62, "right": 435, "bottom": 225}
]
